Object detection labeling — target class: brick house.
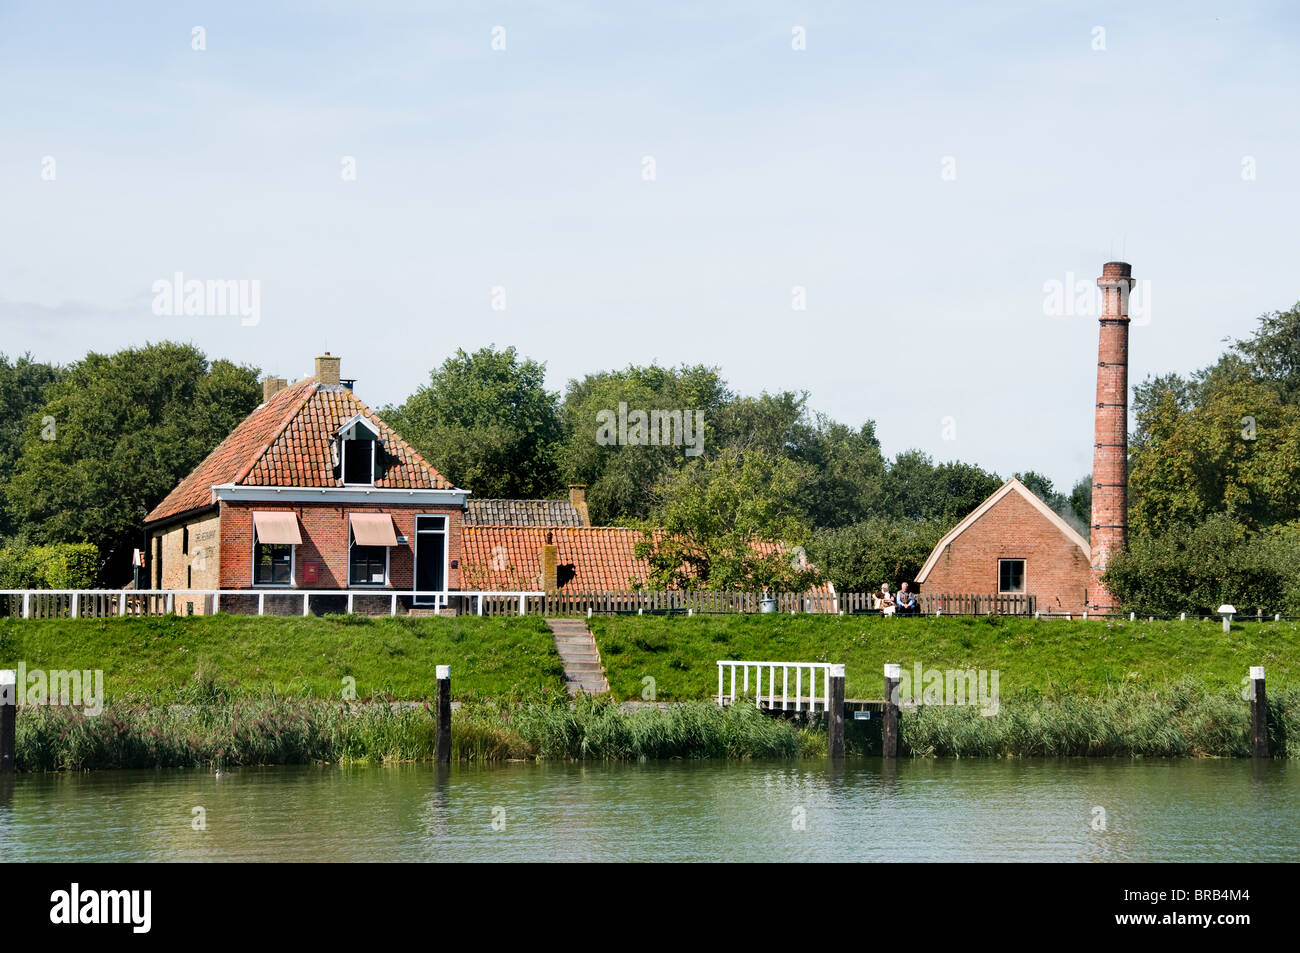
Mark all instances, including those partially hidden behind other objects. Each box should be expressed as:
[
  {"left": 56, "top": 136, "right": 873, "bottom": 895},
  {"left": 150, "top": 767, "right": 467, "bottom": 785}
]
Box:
[
  {"left": 915, "top": 478, "right": 1092, "bottom": 614},
  {"left": 146, "top": 352, "right": 829, "bottom": 610},
  {"left": 144, "top": 354, "right": 468, "bottom": 608}
]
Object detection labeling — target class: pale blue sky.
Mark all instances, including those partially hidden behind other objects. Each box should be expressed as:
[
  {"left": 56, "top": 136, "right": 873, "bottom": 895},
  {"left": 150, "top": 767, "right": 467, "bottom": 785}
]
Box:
[{"left": 2, "top": 1, "right": 1298, "bottom": 492}]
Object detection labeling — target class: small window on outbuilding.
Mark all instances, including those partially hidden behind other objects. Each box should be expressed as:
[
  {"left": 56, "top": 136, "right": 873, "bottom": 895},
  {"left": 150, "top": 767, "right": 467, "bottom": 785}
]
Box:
[{"left": 999, "top": 559, "right": 1025, "bottom": 594}]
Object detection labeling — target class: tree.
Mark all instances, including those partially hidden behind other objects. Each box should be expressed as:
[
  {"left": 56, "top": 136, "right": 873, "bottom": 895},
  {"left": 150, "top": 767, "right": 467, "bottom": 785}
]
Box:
[
  {"left": 384, "top": 346, "right": 563, "bottom": 498},
  {"left": 1069, "top": 475, "right": 1092, "bottom": 531},
  {"left": 1128, "top": 374, "right": 1300, "bottom": 536},
  {"left": 713, "top": 393, "right": 886, "bottom": 528},
  {"left": 560, "top": 363, "right": 732, "bottom": 523},
  {"left": 5, "top": 343, "right": 260, "bottom": 582},
  {"left": 634, "top": 448, "right": 820, "bottom": 592},
  {"left": 809, "top": 517, "right": 946, "bottom": 592},
  {"left": 1232, "top": 303, "right": 1300, "bottom": 406},
  {"left": 0, "top": 353, "right": 61, "bottom": 536},
  {"left": 1102, "top": 514, "right": 1293, "bottom": 616},
  {"left": 881, "top": 451, "right": 1003, "bottom": 524}
]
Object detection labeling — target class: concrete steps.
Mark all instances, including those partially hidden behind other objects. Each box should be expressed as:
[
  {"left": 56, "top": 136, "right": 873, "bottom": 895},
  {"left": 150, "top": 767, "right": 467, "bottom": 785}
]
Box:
[{"left": 546, "top": 619, "right": 610, "bottom": 696}]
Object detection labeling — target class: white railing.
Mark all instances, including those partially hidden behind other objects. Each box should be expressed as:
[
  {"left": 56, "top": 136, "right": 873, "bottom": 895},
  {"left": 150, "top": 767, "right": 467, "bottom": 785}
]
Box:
[
  {"left": 716, "top": 660, "right": 834, "bottom": 712},
  {"left": 0, "top": 589, "right": 546, "bottom": 619}
]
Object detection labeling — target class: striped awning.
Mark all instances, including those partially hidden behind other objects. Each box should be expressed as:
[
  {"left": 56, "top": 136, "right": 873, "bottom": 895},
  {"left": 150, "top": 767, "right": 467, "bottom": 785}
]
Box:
[
  {"left": 252, "top": 510, "right": 302, "bottom": 545},
  {"left": 350, "top": 513, "right": 399, "bottom": 547}
]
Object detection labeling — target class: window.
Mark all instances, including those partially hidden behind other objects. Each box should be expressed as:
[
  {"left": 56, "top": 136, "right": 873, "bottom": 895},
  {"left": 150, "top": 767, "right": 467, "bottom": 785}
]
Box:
[
  {"left": 181, "top": 526, "right": 189, "bottom": 555},
  {"left": 255, "top": 543, "right": 293, "bottom": 585},
  {"left": 999, "top": 559, "right": 1025, "bottom": 594},
  {"left": 339, "top": 417, "right": 380, "bottom": 485},
  {"left": 349, "top": 545, "right": 388, "bottom": 586}
]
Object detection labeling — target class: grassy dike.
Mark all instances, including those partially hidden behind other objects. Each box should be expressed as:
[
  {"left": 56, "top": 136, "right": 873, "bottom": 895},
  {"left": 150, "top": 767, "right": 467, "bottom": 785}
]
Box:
[
  {"left": 0, "top": 614, "right": 566, "bottom": 702},
  {"left": 5, "top": 614, "right": 1299, "bottom": 768},
  {"left": 588, "top": 614, "right": 1300, "bottom": 699}
]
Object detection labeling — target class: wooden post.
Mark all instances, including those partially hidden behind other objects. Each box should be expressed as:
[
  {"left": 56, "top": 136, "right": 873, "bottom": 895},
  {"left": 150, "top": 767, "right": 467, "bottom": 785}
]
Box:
[
  {"left": 1250, "top": 666, "right": 1269, "bottom": 759},
  {"left": 0, "top": 669, "right": 15, "bottom": 775},
  {"left": 827, "top": 664, "right": 845, "bottom": 759},
  {"left": 435, "top": 664, "right": 452, "bottom": 764},
  {"left": 882, "top": 663, "right": 900, "bottom": 759}
]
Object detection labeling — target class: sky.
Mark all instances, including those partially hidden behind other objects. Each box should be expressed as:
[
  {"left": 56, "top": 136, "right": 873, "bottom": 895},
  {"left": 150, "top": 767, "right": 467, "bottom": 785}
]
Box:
[{"left": 2, "top": 1, "right": 1298, "bottom": 493}]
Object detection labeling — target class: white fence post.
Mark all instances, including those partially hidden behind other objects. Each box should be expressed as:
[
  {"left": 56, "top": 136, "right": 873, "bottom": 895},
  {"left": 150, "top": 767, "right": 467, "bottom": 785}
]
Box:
[
  {"left": 391, "top": 593, "right": 398, "bottom": 616},
  {"left": 71, "top": 592, "right": 79, "bottom": 619},
  {"left": 22, "top": 591, "right": 30, "bottom": 619},
  {"left": 347, "top": 593, "right": 354, "bottom": 615},
  {"left": 518, "top": 594, "right": 525, "bottom": 616},
  {"left": 302, "top": 592, "right": 310, "bottom": 617}
]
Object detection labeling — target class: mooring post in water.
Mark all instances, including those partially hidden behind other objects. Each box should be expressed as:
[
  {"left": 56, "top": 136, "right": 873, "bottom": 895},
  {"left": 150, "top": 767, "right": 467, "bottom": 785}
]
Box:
[
  {"left": 0, "top": 669, "right": 15, "bottom": 775},
  {"left": 827, "top": 664, "right": 845, "bottom": 759},
  {"left": 882, "top": 663, "right": 900, "bottom": 759},
  {"left": 435, "top": 664, "right": 452, "bottom": 764},
  {"left": 1249, "top": 666, "right": 1269, "bottom": 759}
]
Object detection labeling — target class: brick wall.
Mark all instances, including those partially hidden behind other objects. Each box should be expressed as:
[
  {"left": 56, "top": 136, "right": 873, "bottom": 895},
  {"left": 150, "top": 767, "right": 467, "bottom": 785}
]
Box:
[
  {"left": 921, "top": 491, "right": 1091, "bottom": 614},
  {"left": 218, "top": 501, "right": 464, "bottom": 591},
  {"left": 149, "top": 512, "right": 222, "bottom": 612}
]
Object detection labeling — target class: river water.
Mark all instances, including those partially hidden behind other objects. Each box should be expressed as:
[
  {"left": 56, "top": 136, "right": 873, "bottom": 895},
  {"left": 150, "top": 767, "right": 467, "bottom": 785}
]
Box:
[{"left": 1, "top": 759, "right": 1296, "bottom": 862}]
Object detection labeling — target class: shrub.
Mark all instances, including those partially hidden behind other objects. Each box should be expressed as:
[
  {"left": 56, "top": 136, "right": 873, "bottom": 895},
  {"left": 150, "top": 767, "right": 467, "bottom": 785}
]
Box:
[{"left": 0, "top": 541, "right": 98, "bottom": 589}]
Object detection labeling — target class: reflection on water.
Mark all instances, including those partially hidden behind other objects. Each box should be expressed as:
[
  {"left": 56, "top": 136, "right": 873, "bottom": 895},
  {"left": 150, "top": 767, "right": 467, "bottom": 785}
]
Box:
[{"left": 0, "top": 759, "right": 1295, "bottom": 862}]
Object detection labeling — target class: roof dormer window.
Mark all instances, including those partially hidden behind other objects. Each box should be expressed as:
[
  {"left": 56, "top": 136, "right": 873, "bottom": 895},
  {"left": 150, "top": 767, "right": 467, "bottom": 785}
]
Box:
[{"left": 338, "top": 416, "right": 380, "bottom": 486}]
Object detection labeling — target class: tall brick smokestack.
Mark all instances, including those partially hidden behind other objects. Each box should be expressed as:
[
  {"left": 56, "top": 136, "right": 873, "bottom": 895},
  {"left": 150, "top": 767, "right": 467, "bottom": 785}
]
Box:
[{"left": 1089, "top": 261, "right": 1134, "bottom": 613}]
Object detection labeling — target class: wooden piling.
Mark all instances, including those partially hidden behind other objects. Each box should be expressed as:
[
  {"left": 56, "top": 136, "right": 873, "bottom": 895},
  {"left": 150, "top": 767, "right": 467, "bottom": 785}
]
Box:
[
  {"left": 882, "top": 663, "right": 900, "bottom": 759},
  {"left": 1250, "top": 666, "right": 1269, "bottom": 759},
  {"left": 0, "top": 669, "right": 15, "bottom": 775},
  {"left": 827, "top": 664, "right": 845, "bottom": 759},
  {"left": 435, "top": 664, "right": 452, "bottom": 764}
]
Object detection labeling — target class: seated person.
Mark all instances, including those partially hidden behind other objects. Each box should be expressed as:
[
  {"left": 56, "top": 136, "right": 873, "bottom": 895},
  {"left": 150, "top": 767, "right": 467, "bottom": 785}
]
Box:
[
  {"left": 875, "top": 583, "right": 896, "bottom": 616},
  {"left": 896, "top": 583, "right": 918, "bottom": 615}
]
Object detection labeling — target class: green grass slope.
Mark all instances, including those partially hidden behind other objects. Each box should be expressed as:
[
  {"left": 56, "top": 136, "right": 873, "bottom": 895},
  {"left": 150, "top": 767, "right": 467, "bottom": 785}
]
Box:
[
  {"left": 589, "top": 614, "right": 1300, "bottom": 700},
  {"left": 0, "top": 614, "right": 565, "bottom": 703}
]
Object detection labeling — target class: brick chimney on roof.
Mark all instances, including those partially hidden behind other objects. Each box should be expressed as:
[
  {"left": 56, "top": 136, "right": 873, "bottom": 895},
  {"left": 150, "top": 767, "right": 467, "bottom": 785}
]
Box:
[
  {"left": 315, "top": 353, "right": 341, "bottom": 386},
  {"left": 568, "top": 485, "right": 590, "bottom": 526},
  {"left": 262, "top": 377, "right": 288, "bottom": 402},
  {"left": 1089, "top": 261, "right": 1133, "bottom": 613}
]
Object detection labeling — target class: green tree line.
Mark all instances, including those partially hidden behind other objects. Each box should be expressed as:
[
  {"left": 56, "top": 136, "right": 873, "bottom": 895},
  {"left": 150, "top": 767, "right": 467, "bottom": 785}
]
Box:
[
  {"left": 1104, "top": 304, "right": 1300, "bottom": 614},
  {"left": 2, "top": 342, "right": 1092, "bottom": 589}
]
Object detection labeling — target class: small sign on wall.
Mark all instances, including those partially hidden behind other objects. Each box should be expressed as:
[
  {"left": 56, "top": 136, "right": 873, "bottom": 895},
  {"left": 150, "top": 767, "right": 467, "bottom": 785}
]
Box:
[{"left": 302, "top": 562, "right": 319, "bottom": 584}]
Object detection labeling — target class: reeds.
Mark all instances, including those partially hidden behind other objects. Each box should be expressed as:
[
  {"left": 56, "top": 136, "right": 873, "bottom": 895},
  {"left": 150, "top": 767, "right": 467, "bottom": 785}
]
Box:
[{"left": 901, "top": 680, "right": 1299, "bottom": 758}]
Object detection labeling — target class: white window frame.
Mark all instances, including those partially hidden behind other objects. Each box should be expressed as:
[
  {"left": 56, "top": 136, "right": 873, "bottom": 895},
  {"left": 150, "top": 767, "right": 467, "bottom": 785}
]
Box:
[
  {"left": 348, "top": 526, "right": 391, "bottom": 588},
  {"left": 413, "top": 514, "right": 449, "bottom": 606},
  {"left": 998, "top": 558, "right": 1026, "bottom": 595},
  {"left": 339, "top": 416, "right": 381, "bottom": 487},
  {"left": 251, "top": 524, "right": 296, "bottom": 587}
]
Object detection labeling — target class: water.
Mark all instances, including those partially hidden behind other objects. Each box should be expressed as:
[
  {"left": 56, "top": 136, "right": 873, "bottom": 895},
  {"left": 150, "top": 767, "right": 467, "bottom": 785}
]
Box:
[{"left": 1, "top": 759, "right": 1296, "bottom": 862}]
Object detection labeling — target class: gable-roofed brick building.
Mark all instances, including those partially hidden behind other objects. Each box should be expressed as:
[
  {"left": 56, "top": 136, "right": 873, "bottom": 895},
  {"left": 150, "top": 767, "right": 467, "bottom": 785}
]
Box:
[
  {"left": 915, "top": 478, "right": 1092, "bottom": 615},
  {"left": 145, "top": 354, "right": 468, "bottom": 604}
]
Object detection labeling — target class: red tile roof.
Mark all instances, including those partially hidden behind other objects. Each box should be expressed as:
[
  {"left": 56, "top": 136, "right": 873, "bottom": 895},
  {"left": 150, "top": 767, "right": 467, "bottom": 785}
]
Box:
[
  {"left": 461, "top": 525, "right": 832, "bottom": 595},
  {"left": 145, "top": 380, "right": 456, "bottom": 524},
  {"left": 461, "top": 526, "right": 660, "bottom": 591}
]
